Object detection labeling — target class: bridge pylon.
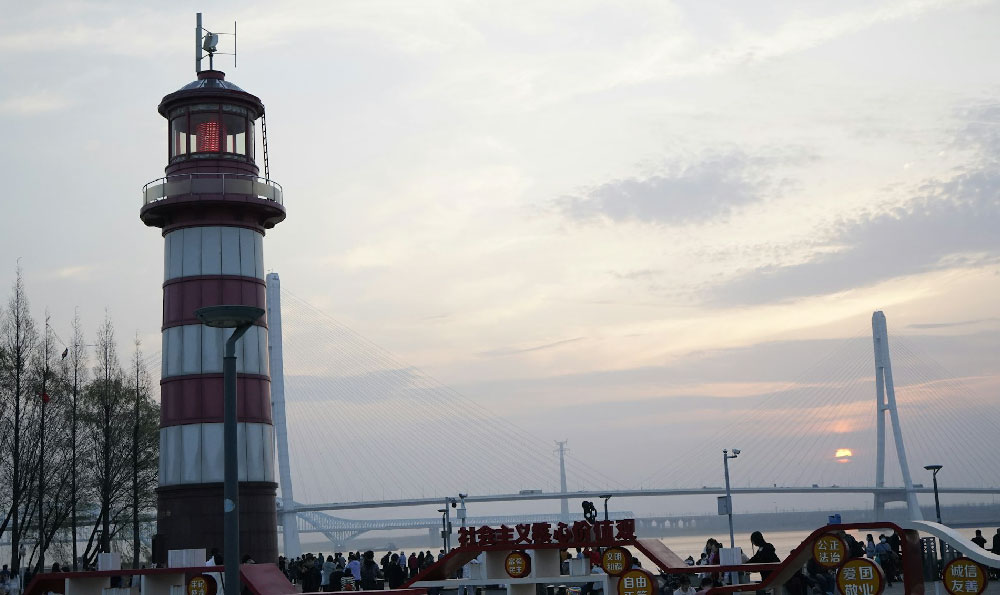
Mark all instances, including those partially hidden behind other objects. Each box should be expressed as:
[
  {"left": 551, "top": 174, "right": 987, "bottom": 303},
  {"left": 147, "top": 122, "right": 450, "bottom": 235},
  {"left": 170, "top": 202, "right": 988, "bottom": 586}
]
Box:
[
  {"left": 872, "top": 311, "right": 923, "bottom": 521},
  {"left": 556, "top": 440, "right": 569, "bottom": 522},
  {"left": 269, "top": 273, "right": 303, "bottom": 558}
]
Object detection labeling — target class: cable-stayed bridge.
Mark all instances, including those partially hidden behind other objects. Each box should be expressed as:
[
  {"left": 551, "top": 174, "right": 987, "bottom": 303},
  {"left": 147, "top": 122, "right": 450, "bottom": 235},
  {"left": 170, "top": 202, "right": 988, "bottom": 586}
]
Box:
[{"left": 258, "top": 274, "right": 1000, "bottom": 555}]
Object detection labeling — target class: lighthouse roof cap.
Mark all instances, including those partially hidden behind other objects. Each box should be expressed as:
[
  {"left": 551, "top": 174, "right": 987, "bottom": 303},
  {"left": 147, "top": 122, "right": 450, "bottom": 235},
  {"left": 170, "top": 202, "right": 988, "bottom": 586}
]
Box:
[
  {"left": 158, "top": 69, "right": 265, "bottom": 118},
  {"left": 177, "top": 70, "right": 247, "bottom": 92}
]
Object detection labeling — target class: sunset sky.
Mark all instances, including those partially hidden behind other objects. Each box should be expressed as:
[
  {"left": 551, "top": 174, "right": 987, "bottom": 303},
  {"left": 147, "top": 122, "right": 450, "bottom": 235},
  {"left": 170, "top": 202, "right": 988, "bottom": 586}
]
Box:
[{"left": 1, "top": 0, "right": 999, "bottom": 514}]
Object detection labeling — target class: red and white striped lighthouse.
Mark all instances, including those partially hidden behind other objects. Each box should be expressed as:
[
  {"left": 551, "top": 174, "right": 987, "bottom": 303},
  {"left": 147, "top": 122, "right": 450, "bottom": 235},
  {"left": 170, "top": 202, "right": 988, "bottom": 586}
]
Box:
[{"left": 140, "top": 65, "right": 285, "bottom": 563}]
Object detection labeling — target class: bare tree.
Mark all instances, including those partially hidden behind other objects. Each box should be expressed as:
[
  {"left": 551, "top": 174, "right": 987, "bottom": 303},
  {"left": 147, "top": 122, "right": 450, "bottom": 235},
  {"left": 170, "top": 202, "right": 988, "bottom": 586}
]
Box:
[
  {"left": 28, "top": 335, "right": 76, "bottom": 572},
  {"left": 0, "top": 271, "right": 159, "bottom": 571},
  {"left": 128, "top": 335, "right": 156, "bottom": 567},
  {"left": 94, "top": 313, "right": 118, "bottom": 555},
  {"left": 69, "top": 311, "right": 86, "bottom": 569},
  {"left": 0, "top": 267, "right": 38, "bottom": 573}
]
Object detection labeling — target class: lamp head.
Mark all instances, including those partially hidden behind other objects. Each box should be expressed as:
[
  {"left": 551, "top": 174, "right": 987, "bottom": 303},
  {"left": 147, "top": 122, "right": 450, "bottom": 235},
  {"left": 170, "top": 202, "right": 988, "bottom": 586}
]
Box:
[
  {"left": 732, "top": 449, "right": 741, "bottom": 456},
  {"left": 924, "top": 464, "right": 943, "bottom": 473},
  {"left": 195, "top": 305, "right": 265, "bottom": 328}
]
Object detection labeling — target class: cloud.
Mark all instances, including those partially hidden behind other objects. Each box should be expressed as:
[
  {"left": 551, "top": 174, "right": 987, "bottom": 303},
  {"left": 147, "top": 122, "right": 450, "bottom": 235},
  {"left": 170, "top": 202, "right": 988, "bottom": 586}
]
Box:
[
  {"left": 48, "top": 265, "right": 96, "bottom": 280},
  {"left": 907, "top": 318, "right": 1000, "bottom": 329},
  {"left": 707, "top": 104, "right": 1000, "bottom": 305},
  {"left": 0, "top": 92, "right": 71, "bottom": 115},
  {"left": 477, "top": 337, "right": 585, "bottom": 357},
  {"left": 557, "top": 150, "right": 799, "bottom": 226}
]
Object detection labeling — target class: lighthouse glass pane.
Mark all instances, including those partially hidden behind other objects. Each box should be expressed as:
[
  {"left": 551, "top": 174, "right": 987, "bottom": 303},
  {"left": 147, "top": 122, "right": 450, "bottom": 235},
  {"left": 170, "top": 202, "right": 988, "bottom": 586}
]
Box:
[
  {"left": 170, "top": 117, "right": 188, "bottom": 156},
  {"left": 190, "top": 112, "right": 224, "bottom": 153},
  {"left": 247, "top": 122, "right": 255, "bottom": 161},
  {"left": 222, "top": 114, "right": 247, "bottom": 155}
]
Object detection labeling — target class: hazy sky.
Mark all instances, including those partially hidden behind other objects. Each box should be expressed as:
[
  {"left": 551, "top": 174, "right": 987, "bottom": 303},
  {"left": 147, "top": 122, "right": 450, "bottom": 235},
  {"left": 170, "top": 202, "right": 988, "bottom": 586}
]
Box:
[{"left": 2, "top": 1, "right": 999, "bottom": 514}]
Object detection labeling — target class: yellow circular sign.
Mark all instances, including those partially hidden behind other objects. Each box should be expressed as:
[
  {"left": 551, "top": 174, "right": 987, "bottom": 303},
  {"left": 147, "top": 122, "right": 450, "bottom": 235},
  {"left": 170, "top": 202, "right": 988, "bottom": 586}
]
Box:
[
  {"left": 617, "top": 569, "right": 655, "bottom": 595},
  {"left": 812, "top": 534, "right": 848, "bottom": 568},
  {"left": 836, "top": 558, "right": 884, "bottom": 595},
  {"left": 187, "top": 574, "right": 217, "bottom": 595},
  {"left": 942, "top": 558, "right": 987, "bottom": 595},
  {"left": 505, "top": 551, "right": 531, "bottom": 578},
  {"left": 602, "top": 547, "right": 633, "bottom": 576}
]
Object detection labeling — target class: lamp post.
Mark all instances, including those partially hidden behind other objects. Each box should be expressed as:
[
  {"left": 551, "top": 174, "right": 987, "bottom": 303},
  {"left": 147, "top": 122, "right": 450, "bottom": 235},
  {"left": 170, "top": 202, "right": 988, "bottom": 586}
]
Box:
[
  {"left": 195, "top": 305, "right": 265, "bottom": 595},
  {"left": 443, "top": 497, "right": 456, "bottom": 552},
  {"left": 723, "top": 449, "right": 740, "bottom": 549},
  {"left": 437, "top": 509, "right": 449, "bottom": 553},
  {"left": 457, "top": 493, "right": 468, "bottom": 533},
  {"left": 600, "top": 494, "right": 612, "bottom": 521},
  {"left": 924, "top": 464, "right": 943, "bottom": 524}
]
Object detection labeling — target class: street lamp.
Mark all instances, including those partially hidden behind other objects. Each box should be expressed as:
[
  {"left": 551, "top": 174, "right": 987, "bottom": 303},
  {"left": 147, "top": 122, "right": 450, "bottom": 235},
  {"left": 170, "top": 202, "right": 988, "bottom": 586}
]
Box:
[
  {"left": 600, "top": 494, "right": 612, "bottom": 521},
  {"left": 924, "top": 464, "right": 943, "bottom": 524},
  {"left": 457, "top": 494, "right": 468, "bottom": 532},
  {"left": 437, "top": 508, "right": 450, "bottom": 553},
  {"left": 444, "top": 497, "right": 457, "bottom": 552},
  {"left": 723, "top": 449, "right": 740, "bottom": 549},
  {"left": 195, "top": 305, "right": 265, "bottom": 595}
]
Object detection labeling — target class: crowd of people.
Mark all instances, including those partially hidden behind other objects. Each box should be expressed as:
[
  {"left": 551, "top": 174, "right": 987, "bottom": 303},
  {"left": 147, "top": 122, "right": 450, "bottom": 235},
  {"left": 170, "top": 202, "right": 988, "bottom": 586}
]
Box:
[
  {"left": 278, "top": 549, "right": 444, "bottom": 592},
  {"left": 3, "top": 525, "right": 998, "bottom": 594}
]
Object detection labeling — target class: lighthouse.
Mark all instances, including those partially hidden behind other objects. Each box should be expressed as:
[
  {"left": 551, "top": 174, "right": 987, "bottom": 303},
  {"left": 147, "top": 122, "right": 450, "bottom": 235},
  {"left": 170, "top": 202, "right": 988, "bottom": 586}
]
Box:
[{"left": 140, "top": 39, "right": 285, "bottom": 563}]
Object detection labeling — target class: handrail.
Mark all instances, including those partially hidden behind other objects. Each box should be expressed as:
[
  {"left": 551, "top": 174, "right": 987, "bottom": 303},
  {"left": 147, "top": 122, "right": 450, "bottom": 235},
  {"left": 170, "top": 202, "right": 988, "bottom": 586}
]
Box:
[
  {"left": 141, "top": 172, "right": 284, "bottom": 206},
  {"left": 901, "top": 520, "right": 1000, "bottom": 567}
]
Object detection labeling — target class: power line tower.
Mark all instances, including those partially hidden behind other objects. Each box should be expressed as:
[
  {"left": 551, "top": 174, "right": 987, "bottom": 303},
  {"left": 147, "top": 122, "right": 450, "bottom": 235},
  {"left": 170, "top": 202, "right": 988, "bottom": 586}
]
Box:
[
  {"left": 555, "top": 440, "right": 569, "bottom": 521},
  {"left": 872, "top": 311, "right": 923, "bottom": 521}
]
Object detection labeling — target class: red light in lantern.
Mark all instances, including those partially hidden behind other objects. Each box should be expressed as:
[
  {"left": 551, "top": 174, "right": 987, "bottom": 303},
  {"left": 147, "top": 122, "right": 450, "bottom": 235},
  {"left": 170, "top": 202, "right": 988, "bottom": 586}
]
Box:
[{"left": 196, "top": 120, "right": 225, "bottom": 152}]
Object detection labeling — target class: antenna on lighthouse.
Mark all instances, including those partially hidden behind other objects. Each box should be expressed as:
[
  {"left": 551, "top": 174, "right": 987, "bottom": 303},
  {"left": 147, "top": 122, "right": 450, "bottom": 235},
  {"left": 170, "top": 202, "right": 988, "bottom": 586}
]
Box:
[
  {"left": 195, "top": 13, "right": 203, "bottom": 73},
  {"left": 195, "top": 13, "right": 238, "bottom": 74}
]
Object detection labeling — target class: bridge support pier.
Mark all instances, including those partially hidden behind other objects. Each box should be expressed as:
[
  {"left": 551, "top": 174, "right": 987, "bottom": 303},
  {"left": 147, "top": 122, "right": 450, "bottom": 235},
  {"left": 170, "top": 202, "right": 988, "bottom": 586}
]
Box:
[{"left": 874, "top": 494, "right": 886, "bottom": 521}]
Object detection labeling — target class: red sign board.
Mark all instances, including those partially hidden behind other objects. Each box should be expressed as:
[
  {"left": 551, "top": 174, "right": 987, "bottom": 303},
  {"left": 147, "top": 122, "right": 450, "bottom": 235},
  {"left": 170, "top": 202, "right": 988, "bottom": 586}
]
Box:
[
  {"left": 458, "top": 519, "right": 636, "bottom": 548},
  {"left": 942, "top": 559, "right": 987, "bottom": 595},
  {"left": 602, "top": 547, "right": 632, "bottom": 576},
  {"left": 617, "top": 569, "right": 655, "bottom": 595}
]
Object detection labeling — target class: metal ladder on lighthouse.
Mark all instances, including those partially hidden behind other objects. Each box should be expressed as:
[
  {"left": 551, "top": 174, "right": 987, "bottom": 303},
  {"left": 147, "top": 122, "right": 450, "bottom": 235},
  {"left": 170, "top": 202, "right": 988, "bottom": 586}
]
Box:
[{"left": 261, "top": 112, "right": 271, "bottom": 181}]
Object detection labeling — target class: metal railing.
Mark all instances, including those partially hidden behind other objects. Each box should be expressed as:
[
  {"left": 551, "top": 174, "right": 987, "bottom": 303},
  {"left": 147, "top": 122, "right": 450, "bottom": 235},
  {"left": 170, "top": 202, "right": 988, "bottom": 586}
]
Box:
[{"left": 141, "top": 172, "right": 284, "bottom": 206}]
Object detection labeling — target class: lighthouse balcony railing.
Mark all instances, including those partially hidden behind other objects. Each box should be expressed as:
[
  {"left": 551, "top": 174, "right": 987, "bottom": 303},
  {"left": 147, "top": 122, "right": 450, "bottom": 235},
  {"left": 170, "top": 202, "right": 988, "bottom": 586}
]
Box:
[{"left": 142, "top": 173, "right": 283, "bottom": 206}]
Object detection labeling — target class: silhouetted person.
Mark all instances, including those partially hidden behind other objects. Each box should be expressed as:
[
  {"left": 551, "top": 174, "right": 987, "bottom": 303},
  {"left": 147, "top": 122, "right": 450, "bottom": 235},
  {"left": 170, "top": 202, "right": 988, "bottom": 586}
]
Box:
[
  {"left": 748, "top": 531, "right": 779, "bottom": 595},
  {"left": 385, "top": 554, "right": 405, "bottom": 589}
]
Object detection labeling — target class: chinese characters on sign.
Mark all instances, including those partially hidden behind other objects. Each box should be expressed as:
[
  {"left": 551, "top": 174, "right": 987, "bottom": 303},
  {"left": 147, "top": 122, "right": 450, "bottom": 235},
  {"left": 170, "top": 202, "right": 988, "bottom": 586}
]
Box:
[
  {"left": 836, "top": 558, "right": 884, "bottom": 595},
  {"left": 617, "top": 569, "right": 655, "bottom": 595},
  {"left": 942, "top": 559, "right": 987, "bottom": 595},
  {"left": 187, "top": 575, "right": 217, "bottom": 595},
  {"left": 812, "top": 534, "right": 848, "bottom": 569},
  {"left": 602, "top": 547, "right": 632, "bottom": 576},
  {"left": 458, "top": 519, "right": 637, "bottom": 548},
  {"left": 505, "top": 551, "right": 532, "bottom": 579}
]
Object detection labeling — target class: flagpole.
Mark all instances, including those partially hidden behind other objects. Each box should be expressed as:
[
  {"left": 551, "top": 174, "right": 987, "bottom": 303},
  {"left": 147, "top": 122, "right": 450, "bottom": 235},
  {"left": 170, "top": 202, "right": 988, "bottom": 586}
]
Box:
[{"left": 38, "top": 316, "right": 49, "bottom": 572}]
